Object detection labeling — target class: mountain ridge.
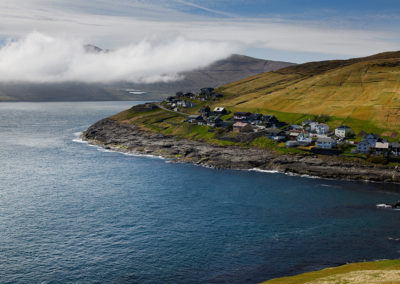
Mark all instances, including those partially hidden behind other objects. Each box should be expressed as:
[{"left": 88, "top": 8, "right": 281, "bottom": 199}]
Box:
[{"left": 0, "top": 53, "right": 294, "bottom": 101}]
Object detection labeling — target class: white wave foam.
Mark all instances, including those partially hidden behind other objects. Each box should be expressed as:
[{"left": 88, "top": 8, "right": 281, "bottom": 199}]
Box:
[
  {"left": 376, "top": 204, "right": 393, "bottom": 209},
  {"left": 71, "top": 132, "right": 89, "bottom": 144},
  {"left": 300, "top": 174, "right": 321, "bottom": 179},
  {"left": 119, "top": 151, "right": 165, "bottom": 159},
  {"left": 248, "top": 167, "right": 324, "bottom": 181},
  {"left": 249, "top": 168, "right": 279, "bottom": 174},
  {"left": 72, "top": 138, "right": 88, "bottom": 144},
  {"left": 72, "top": 135, "right": 165, "bottom": 160}
]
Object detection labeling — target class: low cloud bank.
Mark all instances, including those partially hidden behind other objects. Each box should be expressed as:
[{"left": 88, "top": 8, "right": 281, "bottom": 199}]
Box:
[{"left": 0, "top": 32, "right": 238, "bottom": 83}]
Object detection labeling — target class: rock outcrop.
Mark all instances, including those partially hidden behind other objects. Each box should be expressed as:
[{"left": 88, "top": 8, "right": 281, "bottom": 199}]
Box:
[{"left": 83, "top": 118, "right": 400, "bottom": 183}]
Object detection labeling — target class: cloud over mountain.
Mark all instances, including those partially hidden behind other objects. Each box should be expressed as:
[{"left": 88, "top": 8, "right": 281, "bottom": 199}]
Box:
[{"left": 0, "top": 32, "right": 239, "bottom": 83}]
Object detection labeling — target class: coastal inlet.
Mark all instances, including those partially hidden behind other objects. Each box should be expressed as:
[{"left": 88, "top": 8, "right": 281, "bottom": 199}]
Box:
[{"left": 1, "top": 101, "right": 400, "bottom": 283}]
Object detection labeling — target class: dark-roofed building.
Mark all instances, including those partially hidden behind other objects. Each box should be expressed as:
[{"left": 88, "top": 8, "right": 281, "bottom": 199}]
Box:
[
  {"left": 206, "top": 116, "right": 223, "bottom": 127},
  {"left": 200, "top": 87, "right": 214, "bottom": 95},
  {"left": 357, "top": 133, "right": 380, "bottom": 154},
  {"left": 391, "top": 142, "right": 400, "bottom": 156},
  {"left": 234, "top": 112, "right": 252, "bottom": 121},
  {"left": 200, "top": 106, "right": 211, "bottom": 117},
  {"left": 187, "top": 115, "right": 203, "bottom": 123}
]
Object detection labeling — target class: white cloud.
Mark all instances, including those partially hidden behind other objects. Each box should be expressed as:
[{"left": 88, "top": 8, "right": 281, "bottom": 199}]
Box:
[
  {"left": 0, "top": 0, "right": 398, "bottom": 56},
  {"left": 0, "top": 32, "right": 239, "bottom": 83}
]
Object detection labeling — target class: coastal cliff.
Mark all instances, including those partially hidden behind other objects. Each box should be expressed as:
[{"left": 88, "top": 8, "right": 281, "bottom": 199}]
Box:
[{"left": 83, "top": 118, "right": 400, "bottom": 183}]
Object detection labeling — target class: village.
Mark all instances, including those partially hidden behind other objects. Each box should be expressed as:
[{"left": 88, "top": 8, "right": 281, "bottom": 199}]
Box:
[{"left": 161, "top": 88, "right": 400, "bottom": 159}]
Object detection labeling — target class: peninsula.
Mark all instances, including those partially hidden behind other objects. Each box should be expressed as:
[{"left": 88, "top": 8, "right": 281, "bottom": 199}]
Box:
[{"left": 84, "top": 51, "right": 400, "bottom": 183}]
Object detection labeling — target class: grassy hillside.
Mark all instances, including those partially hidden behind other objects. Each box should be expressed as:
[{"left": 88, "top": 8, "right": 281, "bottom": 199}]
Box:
[
  {"left": 218, "top": 51, "right": 400, "bottom": 132},
  {"left": 263, "top": 259, "right": 400, "bottom": 283}
]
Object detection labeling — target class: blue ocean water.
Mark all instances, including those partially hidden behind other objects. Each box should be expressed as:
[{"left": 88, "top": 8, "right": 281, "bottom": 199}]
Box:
[{"left": 1, "top": 102, "right": 400, "bottom": 283}]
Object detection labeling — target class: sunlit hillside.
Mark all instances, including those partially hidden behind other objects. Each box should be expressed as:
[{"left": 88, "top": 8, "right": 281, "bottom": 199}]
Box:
[{"left": 219, "top": 51, "right": 400, "bottom": 131}]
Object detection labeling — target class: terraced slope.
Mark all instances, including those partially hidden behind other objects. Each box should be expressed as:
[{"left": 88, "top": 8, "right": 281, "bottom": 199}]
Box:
[{"left": 219, "top": 51, "right": 400, "bottom": 131}]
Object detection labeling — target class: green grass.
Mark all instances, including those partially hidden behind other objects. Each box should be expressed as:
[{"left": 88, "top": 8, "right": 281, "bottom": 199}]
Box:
[
  {"left": 263, "top": 259, "right": 400, "bottom": 284},
  {"left": 229, "top": 107, "right": 391, "bottom": 140},
  {"left": 219, "top": 54, "right": 400, "bottom": 131},
  {"left": 110, "top": 108, "right": 162, "bottom": 121},
  {"left": 248, "top": 137, "right": 307, "bottom": 154},
  {"left": 112, "top": 106, "right": 396, "bottom": 158},
  {"left": 112, "top": 102, "right": 400, "bottom": 166}
]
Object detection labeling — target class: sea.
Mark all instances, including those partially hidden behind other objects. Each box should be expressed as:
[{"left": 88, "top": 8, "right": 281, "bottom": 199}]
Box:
[{"left": 1, "top": 101, "right": 400, "bottom": 283}]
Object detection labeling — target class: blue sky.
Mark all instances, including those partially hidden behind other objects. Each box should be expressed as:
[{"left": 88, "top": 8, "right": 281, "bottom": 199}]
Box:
[{"left": 1, "top": 0, "right": 400, "bottom": 63}]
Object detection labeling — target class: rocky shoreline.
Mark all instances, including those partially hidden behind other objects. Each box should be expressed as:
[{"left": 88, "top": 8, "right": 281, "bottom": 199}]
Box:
[{"left": 83, "top": 118, "right": 400, "bottom": 183}]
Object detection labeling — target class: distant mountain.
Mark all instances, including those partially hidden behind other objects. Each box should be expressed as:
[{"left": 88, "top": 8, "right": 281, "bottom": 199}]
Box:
[
  {"left": 0, "top": 54, "right": 294, "bottom": 101},
  {"left": 119, "top": 54, "right": 295, "bottom": 97}
]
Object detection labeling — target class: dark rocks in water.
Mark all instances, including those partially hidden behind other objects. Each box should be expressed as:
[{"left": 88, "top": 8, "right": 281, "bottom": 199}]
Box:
[
  {"left": 83, "top": 118, "right": 400, "bottom": 183},
  {"left": 392, "top": 200, "right": 400, "bottom": 208}
]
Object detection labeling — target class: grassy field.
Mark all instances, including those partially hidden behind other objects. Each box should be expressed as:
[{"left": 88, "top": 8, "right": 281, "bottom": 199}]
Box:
[
  {"left": 110, "top": 107, "right": 239, "bottom": 146},
  {"left": 217, "top": 52, "right": 400, "bottom": 132},
  {"left": 263, "top": 259, "right": 400, "bottom": 283}
]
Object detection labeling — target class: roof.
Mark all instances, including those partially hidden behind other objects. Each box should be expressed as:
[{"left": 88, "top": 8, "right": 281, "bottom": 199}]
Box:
[
  {"left": 375, "top": 142, "right": 389, "bottom": 149},
  {"left": 317, "top": 138, "right": 336, "bottom": 143},
  {"left": 207, "top": 116, "right": 222, "bottom": 121},
  {"left": 316, "top": 123, "right": 329, "bottom": 127},
  {"left": 291, "top": 125, "right": 302, "bottom": 129},
  {"left": 265, "top": 128, "right": 283, "bottom": 134},
  {"left": 233, "top": 122, "right": 249, "bottom": 127},
  {"left": 213, "top": 107, "right": 225, "bottom": 112},
  {"left": 234, "top": 112, "right": 251, "bottom": 116},
  {"left": 336, "top": 125, "right": 352, "bottom": 130},
  {"left": 188, "top": 115, "right": 201, "bottom": 119},
  {"left": 391, "top": 142, "right": 400, "bottom": 148},
  {"left": 358, "top": 139, "right": 371, "bottom": 145},
  {"left": 365, "top": 133, "right": 380, "bottom": 139}
]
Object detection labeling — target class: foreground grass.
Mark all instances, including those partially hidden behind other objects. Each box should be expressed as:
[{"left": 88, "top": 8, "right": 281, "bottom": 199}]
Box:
[{"left": 263, "top": 259, "right": 400, "bottom": 284}]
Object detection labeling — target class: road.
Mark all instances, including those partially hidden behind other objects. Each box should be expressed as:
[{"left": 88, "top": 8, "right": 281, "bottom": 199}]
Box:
[{"left": 156, "top": 103, "right": 190, "bottom": 117}]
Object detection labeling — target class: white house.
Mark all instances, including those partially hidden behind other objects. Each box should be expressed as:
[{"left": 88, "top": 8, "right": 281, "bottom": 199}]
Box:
[
  {"left": 302, "top": 119, "right": 318, "bottom": 132},
  {"left": 316, "top": 137, "right": 337, "bottom": 149},
  {"left": 315, "top": 123, "right": 330, "bottom": 135},
  {"left": 373, "top": 142, "right": 390, "bottom": 155},
  {"left": 176, "top": 100, "right": 195, "bottom": 108},
  {"left": 335, "top": 125, "right": 354, "bottom": 138}
]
